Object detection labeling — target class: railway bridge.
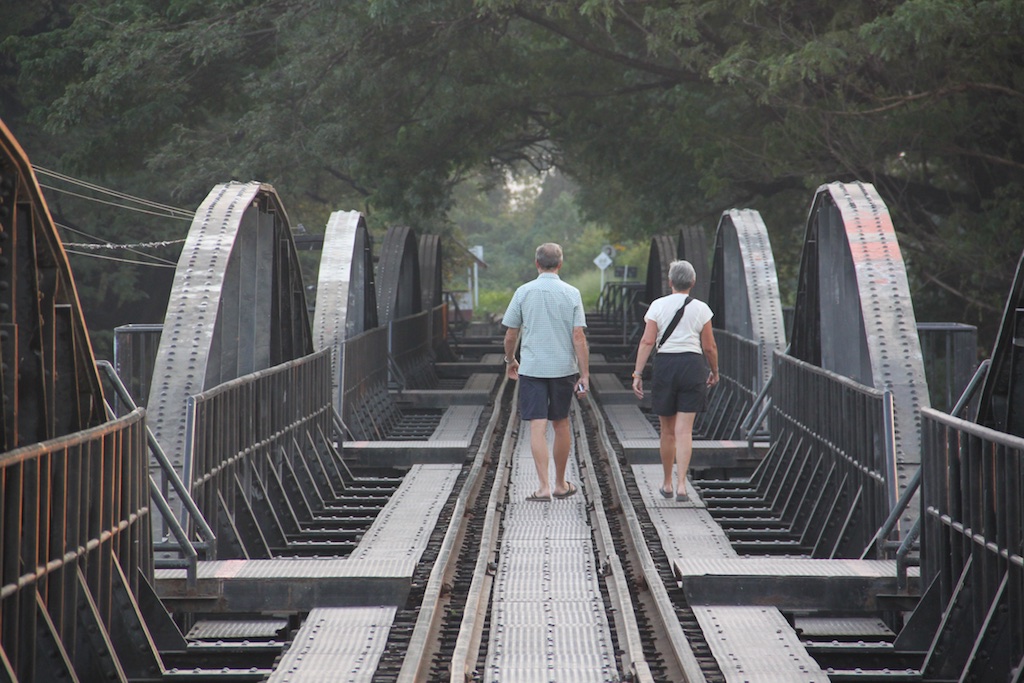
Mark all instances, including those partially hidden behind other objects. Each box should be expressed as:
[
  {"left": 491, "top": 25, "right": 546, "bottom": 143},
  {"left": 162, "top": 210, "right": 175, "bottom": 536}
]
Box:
[{"left": 1, "top": 119, "right": 1022, "bottom": 682}]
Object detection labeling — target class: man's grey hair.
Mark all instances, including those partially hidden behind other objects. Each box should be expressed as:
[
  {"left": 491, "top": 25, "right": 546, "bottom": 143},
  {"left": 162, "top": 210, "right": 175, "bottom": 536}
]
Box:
[
  {"left": 668, "top": 259, "right": 696, "bottom": 292},
  {"left": 535, "top": 243, "right": 563, "bottom": 270}
]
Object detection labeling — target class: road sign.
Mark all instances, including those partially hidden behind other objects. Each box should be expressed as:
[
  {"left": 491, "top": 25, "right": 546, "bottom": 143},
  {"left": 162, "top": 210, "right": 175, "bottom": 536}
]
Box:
[
  {"left": 593, "top": 252, "right": 613, "bottom": 271},
  {"left": 601, "top": 244, "right": 615, "bottom": 258}
]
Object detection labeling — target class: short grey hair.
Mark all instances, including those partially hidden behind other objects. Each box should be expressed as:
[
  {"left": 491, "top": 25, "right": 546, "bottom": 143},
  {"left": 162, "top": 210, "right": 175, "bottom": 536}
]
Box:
[
  {"left": 535, "top": 243, "right": 563, "bottom": 270},
  {"left": 668, "top": 259, "right": 696, "bottom": 292}
]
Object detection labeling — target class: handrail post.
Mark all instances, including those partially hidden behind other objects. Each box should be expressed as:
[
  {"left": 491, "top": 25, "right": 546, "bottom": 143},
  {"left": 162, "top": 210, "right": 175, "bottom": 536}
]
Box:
[
  {"left": 96, "top": 360, "right": 217, "bottom": 559},
  {"left": 882, "top": 385, "right": 899, "bottom": 519}
]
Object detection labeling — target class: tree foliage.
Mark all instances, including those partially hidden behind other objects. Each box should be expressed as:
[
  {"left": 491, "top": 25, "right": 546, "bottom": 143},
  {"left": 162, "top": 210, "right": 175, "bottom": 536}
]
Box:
[{"left": 3, "top": 0, "right": 1023, "bottom": 347}]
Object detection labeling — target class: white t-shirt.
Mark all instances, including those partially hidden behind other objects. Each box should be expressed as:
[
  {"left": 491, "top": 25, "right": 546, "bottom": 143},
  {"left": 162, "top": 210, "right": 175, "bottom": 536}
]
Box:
[{"left": 644, "top": 293, "right": 713, "bottom": 354}]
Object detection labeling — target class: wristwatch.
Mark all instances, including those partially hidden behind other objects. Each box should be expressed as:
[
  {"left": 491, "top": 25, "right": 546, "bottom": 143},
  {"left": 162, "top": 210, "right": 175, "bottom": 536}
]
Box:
[
  {"left": 504, "top": 356, "right": 512, "bottom": 363},
  {"left": 631, "top": 371, "right": 642, "bottom": 379}
]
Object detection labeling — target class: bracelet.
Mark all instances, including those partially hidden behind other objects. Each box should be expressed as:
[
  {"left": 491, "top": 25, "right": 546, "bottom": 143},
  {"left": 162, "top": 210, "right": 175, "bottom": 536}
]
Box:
[
  {"left": 503, "top": 356, "right": 511, "bottom": 363},
  {"left": 631, "top": 371, "right": 642, "bottom": 379}
]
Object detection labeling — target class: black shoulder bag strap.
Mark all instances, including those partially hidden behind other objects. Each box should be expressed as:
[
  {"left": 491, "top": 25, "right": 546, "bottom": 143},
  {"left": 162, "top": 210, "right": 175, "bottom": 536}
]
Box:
[{"left": 658, "top": 296, "right": 692, "bottom": 349}]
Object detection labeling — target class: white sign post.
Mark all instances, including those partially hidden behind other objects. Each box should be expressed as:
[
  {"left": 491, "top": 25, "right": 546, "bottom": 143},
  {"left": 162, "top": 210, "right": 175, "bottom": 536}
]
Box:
[{"left": 593, "top": 251, "right": 613, "bottom": 297}]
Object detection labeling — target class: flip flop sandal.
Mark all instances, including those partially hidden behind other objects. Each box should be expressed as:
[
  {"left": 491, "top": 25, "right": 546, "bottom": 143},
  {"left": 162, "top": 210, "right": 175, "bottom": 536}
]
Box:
[
  {"left": 553, "top": 482, "right": 578, "bottom": 499},
  {"left": 526, "top": 492, "right": 551, "bottom": 502},
  {"left": 659, "top": 487, "right": 674, "bottom": 498}
]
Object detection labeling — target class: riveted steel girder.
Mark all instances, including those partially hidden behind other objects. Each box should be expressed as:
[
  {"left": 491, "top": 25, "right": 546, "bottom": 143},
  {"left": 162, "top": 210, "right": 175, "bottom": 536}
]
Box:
[
  {"left": 146, "top": 181, "right": 313, "bottom": 471},
  {"left": 313, "top": 210, "right": 377, "bottom": 409},
  {"left": 709, "top": 209, "right": 787, "bottom": 387},
  {"left": 376, "top": 226, "right": 421, "bottom": 326},
  {"left": 0, "top": 119, "right": 105, "bottom": 451},
  {"left": 790, "top": 181, "right": 930, "bottom": 469},
  {"left": 977, "top": 250, "right": 1024, "bottom": 436}
]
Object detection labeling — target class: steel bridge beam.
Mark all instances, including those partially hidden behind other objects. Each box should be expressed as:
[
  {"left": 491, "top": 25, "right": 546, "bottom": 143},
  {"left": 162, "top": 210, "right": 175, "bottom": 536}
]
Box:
[
  {"left": 146, "top": 182, "right": 313, "bottom": 478},
  {"left": 789, "top": 182, "right": 929, "bottom": 483},
  {"left": 0, "top": 119, "right": 105, "bottom": 450}
]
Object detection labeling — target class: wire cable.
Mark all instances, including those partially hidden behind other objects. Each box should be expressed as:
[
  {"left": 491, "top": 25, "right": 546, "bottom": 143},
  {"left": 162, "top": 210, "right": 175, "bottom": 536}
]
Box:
[
  {"left": 32, "top": 165, "right": 194, "bottom": 219},
  {"left": 56, "top": 222, "right": 181, "bottom": 266},
  {"left": 63, "top": 249, "right": 178, "bottom": 268}
]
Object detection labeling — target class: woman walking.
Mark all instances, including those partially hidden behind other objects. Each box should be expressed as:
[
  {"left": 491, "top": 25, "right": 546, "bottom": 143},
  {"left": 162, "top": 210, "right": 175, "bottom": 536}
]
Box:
[{"left": 631, "top": 260, "right": 719, "bottom": 501}]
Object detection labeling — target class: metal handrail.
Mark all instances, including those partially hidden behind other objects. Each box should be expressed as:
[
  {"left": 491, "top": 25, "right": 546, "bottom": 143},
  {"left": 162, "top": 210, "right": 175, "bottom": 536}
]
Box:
[
  {"left": 950, "top": 359, "right": 990, "bottom": 418},
  {"left": 861, "top": 358, "right": 992, "bottom": 563},
  {"left": 96, "top": 361, "right": 217, "bottom": 559}
]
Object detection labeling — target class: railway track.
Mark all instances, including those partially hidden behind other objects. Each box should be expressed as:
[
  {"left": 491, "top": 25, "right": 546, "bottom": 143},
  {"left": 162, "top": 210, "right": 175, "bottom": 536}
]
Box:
[{"left": 378, "top": 376, "right": 723, "bottom": 682}]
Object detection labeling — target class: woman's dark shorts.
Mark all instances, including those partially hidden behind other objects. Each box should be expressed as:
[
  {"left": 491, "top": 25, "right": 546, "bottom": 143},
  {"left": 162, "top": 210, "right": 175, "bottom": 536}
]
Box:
[
  {"left": 651, "top": 352, "right": 709, "bottom": 416},
  {"left": 518, "top": 375, "right": 576, "bottom": 421}
]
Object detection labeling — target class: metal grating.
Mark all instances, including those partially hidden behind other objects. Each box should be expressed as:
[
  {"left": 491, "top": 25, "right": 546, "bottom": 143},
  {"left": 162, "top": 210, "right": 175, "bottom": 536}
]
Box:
[
  {"left": 349, "top": 465, "right": 461, "bottom": 564},
  {"left": 484, "top": 427, "right": 618, "bottom": 682},
  {"left": 692, "top": 606, "right": 830, "bottom": 682},
  {"left": 267, "top": 607, "right": 396, "bottom": 682},
  {"left": 187, "top": 619, "right": 289, "bottom": 641}
]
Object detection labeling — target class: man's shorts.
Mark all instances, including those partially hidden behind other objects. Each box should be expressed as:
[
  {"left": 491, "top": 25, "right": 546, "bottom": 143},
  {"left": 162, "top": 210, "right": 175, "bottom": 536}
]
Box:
[
  {"left": 518, "top": 375, "right": 576, "bottom": 421},
  {"left": 651, "top": 352, "right": 709, "bottom": 416}
]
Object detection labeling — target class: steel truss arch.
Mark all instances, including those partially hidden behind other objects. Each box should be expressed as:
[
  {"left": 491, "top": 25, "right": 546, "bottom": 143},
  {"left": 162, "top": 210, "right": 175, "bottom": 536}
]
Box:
[
  {"left": 376, "top": 225, "right": 422, "bottom": 325},
  {"left": 977, "top": 250, "right": 1024, "bottom": 436},
  {"left": 418, "top": 233, "right": 443, "bottom": 311},
  {"left": 644, "top": 235, "right": 677, "bottom": 304},
  {"left": 313, "top": 210, "right": 378, "bottom": 409},
  {"left": 708, "top": 209, "right": 787, "bottom": 386},
  {"left": 790, "top": 181, "right": 929, "bottom": 472},
  {"left": 679, "top": 225, "right": 711, "bottom": 303},
  {"left": 0, "top": 119, "right": 105, "bottom": 450},
  {"left": 147, "top": 181, "right": 313, "bottom": 468}
]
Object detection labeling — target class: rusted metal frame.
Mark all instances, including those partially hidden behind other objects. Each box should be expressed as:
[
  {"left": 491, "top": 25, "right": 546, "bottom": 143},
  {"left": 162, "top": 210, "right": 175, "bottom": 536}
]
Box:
[
  {"left": 0, "top": 126, "right": 104, "bottom": 453},
  {"left": 919, "top": 408, "right": 1024, "bottom": 679},
  {"left": 1, "top": 411, "right": 153, "bottom": 679}
]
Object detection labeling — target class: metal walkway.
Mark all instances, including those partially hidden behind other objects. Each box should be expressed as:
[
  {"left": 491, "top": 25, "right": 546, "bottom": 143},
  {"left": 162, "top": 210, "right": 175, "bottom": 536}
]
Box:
[{"left": 484, "top": 428, "right": 617, "bottom": 682}]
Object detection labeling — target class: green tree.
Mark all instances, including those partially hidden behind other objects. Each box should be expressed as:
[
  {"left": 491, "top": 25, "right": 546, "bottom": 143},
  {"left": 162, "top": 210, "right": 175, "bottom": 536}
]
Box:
[{"left": 4, "top": 0, "right": 1023, "bottom": 348}]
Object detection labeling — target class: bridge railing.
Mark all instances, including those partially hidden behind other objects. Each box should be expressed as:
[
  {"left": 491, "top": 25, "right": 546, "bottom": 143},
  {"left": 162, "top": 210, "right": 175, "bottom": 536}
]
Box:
[
  {"left": 341, "top": 326, "right": 403, "bottom": 439},
  {"left": 390, "top": 309, "right": 440, "bottom": 390},
  {"left": 697, "top": 328, "right": 763, "bottom": 440},
  {"left": 767, "top": 352, "right": 892, "bottom": 557},
  {"left": 184, "top": 350, "right": 334, "bottom": 554},
  {"left": 1, "top": 410, "right": 154, "bottom": 681},
  {"left": 917, "top": 408, "right": 1024, "bottom": 678}
]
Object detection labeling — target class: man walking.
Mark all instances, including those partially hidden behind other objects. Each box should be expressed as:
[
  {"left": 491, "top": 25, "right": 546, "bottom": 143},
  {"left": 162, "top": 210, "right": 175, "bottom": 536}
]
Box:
[{"left": 502, "top": 243, "right": 589, "bottom": 501}]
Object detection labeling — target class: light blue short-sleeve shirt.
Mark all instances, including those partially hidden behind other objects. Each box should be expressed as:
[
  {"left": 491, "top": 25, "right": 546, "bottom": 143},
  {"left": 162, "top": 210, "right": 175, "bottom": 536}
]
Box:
[{"left": 501, "top": 272, "right": 587, "bottom": 378}]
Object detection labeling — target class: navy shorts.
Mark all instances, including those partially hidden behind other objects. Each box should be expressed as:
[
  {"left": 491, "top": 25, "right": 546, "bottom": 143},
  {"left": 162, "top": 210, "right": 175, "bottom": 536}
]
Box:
[
  {"left": 518, "top": 375, "right": 576, "bottom": 421},
  {"left": 651, "top": 352, "right": 709, "bottom": 416}
]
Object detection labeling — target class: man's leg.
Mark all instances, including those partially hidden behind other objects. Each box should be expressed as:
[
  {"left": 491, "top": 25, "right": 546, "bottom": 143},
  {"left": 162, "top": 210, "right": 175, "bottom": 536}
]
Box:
[
  {"left": 529, "top": 418, "right": 552, "bottom": 497},
  {"left": 658, "top": 415, "right": 677, "bottom": 493},
  {"left": 551, "top": 417, "right": 572, "bottom": 495},
  {"left": 674, "top": 412, "right": 697, "bottom": 496}
]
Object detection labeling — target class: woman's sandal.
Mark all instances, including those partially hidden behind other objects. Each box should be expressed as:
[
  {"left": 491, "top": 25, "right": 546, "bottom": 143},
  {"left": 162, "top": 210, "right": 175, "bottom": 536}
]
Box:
[{"left": 659, "top": 486, "right": 674, "bottom": 498}]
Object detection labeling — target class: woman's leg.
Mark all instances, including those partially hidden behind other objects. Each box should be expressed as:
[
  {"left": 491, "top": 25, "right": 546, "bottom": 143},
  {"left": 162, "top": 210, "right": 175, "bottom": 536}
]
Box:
[
  {"left": 674, "top": 412, "right": 697, "bottom": 496},
  {"left": 659, "top": 414, "right": 676, "bottom": 492}
]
